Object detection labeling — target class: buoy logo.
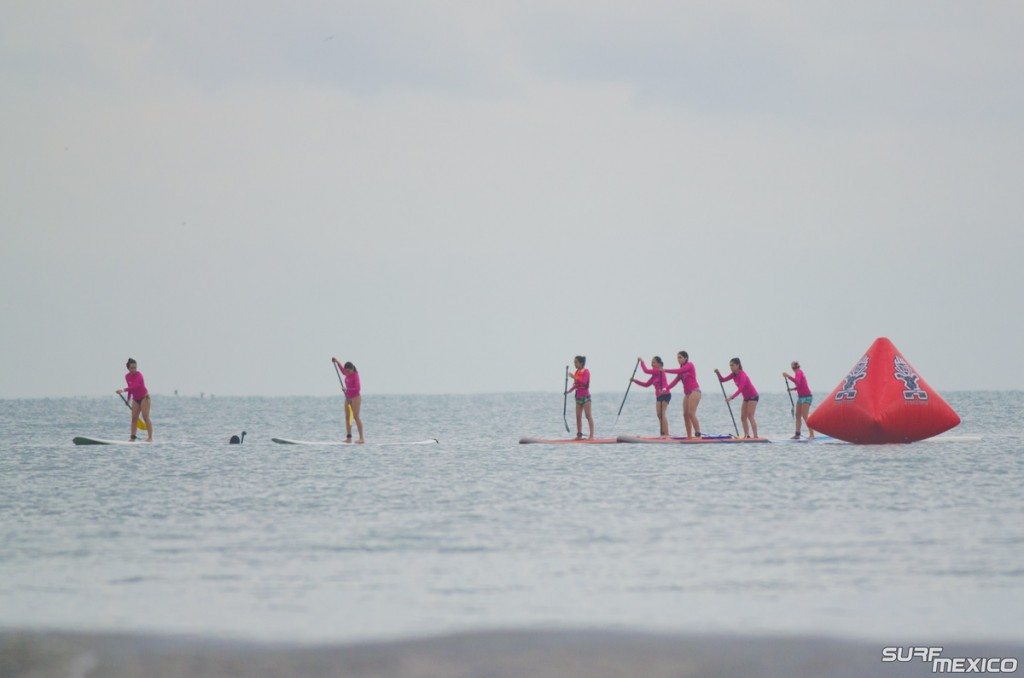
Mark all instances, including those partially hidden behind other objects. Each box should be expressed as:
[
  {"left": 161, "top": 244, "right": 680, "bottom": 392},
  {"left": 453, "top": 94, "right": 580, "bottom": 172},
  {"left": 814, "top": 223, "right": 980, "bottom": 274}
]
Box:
[
  {"left": 835, "top": 354, "right": 869, "bottom": 401},
  {"left": 893, "top": 356, "right": 928, "bottom": 401}
]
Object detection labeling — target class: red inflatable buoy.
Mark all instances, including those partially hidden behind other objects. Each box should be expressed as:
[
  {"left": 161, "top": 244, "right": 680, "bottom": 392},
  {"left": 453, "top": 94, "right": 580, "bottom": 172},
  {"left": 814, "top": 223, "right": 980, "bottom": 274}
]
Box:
[{"left": 807, "top": 337, "right": 960, "bottom": 444}]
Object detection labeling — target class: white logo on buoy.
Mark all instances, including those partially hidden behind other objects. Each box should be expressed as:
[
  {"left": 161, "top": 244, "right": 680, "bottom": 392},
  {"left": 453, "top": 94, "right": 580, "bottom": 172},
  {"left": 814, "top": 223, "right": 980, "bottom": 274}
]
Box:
[
  {"left": 893, "top": 356, "right": 928, "bottom": 401},
  {"left": 835, "top": 355, "right": 869, "bottom": 401}
]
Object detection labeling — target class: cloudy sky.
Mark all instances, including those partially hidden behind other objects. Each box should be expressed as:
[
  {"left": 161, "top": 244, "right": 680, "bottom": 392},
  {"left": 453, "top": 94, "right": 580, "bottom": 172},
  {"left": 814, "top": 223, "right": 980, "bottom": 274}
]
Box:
[{"left": 2, "top": 2, "right": 1022, "bottom": 397}]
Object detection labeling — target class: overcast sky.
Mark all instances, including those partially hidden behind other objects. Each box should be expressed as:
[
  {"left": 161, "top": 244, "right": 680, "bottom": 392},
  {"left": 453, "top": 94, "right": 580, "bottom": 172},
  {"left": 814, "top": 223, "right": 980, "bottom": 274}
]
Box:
[{"left": 2, "top": 2, "right": 1022, "bottom": 397}]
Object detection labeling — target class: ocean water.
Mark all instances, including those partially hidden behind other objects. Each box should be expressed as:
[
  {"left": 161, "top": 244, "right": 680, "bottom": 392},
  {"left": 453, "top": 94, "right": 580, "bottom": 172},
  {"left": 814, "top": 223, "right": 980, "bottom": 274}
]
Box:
[{"left": 1, "top": 391, "right": 1022, "bottom": 643}]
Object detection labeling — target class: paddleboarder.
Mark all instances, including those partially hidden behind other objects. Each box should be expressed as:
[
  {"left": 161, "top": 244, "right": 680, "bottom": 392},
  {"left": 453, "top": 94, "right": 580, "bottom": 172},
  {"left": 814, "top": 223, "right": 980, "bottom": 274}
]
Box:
[
  {"left": 783, "top": 361, "right": 815, "bottom": 439},
  {"left": 716, "top": 358, "right": 759, "bottom": 438},
  {"left": 633, "top": 356, "right": 671, "bottom": 436},
  {"left": 332, "top": 357, "right": 364, "bottom": 443},
  {"left": 565, "top": 355, "right": 594, "bottom": 439},
  {"left": 665, "top": 350, "right": 702, "bottom": 438},
  {"left": 115, "top": 358, "right": 152, "bottom": 442}
]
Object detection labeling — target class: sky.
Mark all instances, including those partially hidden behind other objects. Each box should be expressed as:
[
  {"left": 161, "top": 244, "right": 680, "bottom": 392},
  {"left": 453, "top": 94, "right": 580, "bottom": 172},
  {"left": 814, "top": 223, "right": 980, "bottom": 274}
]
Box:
[{"left": 2, "top": 2, "right": 1022, "bottom": 397}]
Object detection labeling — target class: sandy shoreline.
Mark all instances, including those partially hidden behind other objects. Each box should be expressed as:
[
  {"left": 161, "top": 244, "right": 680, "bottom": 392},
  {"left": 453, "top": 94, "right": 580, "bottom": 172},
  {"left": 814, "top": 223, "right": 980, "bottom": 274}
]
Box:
[{"left": 3, "top": 628, "right": 1021, "bottom": 678}]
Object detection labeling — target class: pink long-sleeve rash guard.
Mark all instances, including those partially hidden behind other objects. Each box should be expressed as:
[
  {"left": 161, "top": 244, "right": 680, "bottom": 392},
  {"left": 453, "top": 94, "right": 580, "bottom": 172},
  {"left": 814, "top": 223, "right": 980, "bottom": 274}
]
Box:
[
  {"left": 634, "top": 361, "right": 670, "bottom": 397},
  {"left": 569, "top": 368, "right": 591, "bottom": 398},
  {"left": 338, "top": 362, "right": 361, "bottom": 398},
  {"left": 125, "top": 371, "right": 148, "bottom": 401},
  {"left": 665, "top": 362, "right": 700, "bottom": 394},
  {"left": 786, "top": 369, "right": 811, "bottom": 397},
  {"left": 719, "top": 370, "right": 758, "bottom": 400}
]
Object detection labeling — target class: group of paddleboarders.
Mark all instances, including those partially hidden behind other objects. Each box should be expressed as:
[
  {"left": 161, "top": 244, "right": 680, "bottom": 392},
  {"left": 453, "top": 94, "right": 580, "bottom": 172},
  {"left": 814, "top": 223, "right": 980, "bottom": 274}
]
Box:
[
  {"left": 567, "top": 353, "right": 816, "bottom": 441},
  {"left": 113, "top": 356, "right": 367, "bottom": 444},
  {"left": 114, "top": 353, "right": 813, "bottom": 444}
]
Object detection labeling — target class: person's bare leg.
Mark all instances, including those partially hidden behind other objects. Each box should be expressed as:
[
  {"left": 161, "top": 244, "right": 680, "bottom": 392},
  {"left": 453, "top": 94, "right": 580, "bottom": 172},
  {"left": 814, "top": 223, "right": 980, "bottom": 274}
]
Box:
[
  {"left": 576, "top": 403, "right": 584, "bottom": 438},
  {"left": 351, "top": 397, "right": 364, "bottom": 443},
  {"left": 802, "top": 403, "right": 814, "bottom": 438},
  {"left": 130, "top": 401, "right": 140, "bottom": 440},
  {"left": 749, "top": 401, "right": 759, "bottom": 438},
  {"left": 681, "top": 399, "right": 692, "bottom": 438},
  {"left": 583, "top": 401, "right": 594, "bottom": 439},
  {"left": 690, "top": 392, "right": 702, "bottom": 437}
]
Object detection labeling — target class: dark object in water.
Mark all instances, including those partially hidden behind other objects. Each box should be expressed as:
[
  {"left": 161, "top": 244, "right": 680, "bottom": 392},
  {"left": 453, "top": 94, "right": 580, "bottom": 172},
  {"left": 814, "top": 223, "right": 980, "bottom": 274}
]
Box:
[{"left": 229, "top": 431, "right": 246, "bottom": 445}]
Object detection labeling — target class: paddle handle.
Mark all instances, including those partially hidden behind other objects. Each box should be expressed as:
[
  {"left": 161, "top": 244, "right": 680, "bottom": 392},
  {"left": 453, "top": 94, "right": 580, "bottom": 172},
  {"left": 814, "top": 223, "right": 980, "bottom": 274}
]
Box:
[
  {"left": 562, "top": 365, "right": 571, "bottom": 433},
  {"left": 332, "top": 359, "right": 354, "bottom": 426},
  {"left": 614, "top": 358, "right": 642, "bottom": 427},
  {"left": 784, "top": 376, "right": 796, "bottom": 419},
  {"left": 332, "top": 358, "right": 348, "bottom": 397},
  {"left": 717, "top": 373, "right": 739, "bottom": 437}
]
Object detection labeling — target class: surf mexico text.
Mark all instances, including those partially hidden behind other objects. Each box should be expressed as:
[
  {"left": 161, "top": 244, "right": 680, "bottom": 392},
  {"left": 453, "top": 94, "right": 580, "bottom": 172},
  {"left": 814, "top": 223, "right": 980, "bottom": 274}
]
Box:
[{"left": 882, "top": 647, "right": 1018, "bottom": 673}]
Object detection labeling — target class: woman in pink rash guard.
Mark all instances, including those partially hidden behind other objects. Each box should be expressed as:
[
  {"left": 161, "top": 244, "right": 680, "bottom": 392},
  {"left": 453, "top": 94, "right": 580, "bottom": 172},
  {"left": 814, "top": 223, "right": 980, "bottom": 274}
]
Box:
[
  {"left": 633, "top": 356, "right": 671, "bottom": 436},
  {"left": 783, "top": 360, "right": 815, "bottom": 440},
  {"left": 115, "top": 357, "right": 152, "bottom": 442},
  {"left": 665, "top": 350, "right": 702, "bottom": 438},
  {"left": 566, "top": 355, "right": 594, "bottom": 439},
  {"left": 715, "top": 357, "right": 759, "bottom": 438},
  {"left": 332, "top": 357, "right": 364, "bottom": 443}
]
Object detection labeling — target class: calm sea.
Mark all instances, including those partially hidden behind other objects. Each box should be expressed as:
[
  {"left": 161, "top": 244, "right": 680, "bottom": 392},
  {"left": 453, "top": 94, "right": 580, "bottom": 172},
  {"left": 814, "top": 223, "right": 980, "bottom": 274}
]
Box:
[{"left": 1, "top": 391, "right": 1021, "bottom": 642}]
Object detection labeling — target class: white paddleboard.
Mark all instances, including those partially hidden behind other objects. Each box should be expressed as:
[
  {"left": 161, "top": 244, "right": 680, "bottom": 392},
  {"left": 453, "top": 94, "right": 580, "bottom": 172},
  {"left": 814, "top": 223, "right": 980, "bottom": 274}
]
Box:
[
  {"left": 73, "top": 436, "right": 154, "bottom": 446},
  {"left": 923, "top": 435, "right": 982, "bottom": 443},
  {"left": 271, "top": 438, "right": 439, "bottom": 447},
  {"left": 770, "top": 435, "right": 836, "bottom": 444},
  {"left": 768, "top": 434, "right": 978, "bottom": 445}
]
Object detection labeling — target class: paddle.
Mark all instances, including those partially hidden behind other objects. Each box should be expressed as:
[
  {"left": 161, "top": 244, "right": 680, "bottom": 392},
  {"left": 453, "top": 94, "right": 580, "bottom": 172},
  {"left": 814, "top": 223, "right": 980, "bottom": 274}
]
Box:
[
  {"left": 332, "top": 359, "right": 354, "bottom": 426},
  {"left": 784, "top": 376, "right": 795, "bottom": 419},
  {"left": 613, "top": 358, "right": 641, "bottom": 429},
  {"left": 716, "top": 370, "right": 740, "bottom": 437},
  {"left": 562, "top": 365, "right": 571, "bottom": 433},
  {"left": 117, "top": 392, "right": 147, "bottom": 431}
]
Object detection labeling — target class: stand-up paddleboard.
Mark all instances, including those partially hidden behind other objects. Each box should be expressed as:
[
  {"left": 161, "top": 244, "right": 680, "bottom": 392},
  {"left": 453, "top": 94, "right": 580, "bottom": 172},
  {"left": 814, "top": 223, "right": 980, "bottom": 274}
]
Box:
[
  {"left": 771, "top": 435, "right": 835, "bottom": 444},
  {"left": 617, "top": 435, "right": 771, "bottom": 445},
  {"left": 73, "top": 436, "right": 153, "bottom": 446},
  {"left": 766, "top": 434, "right": 978, "bottom": 445},
  {"left": 795, "top": 435, "right": 980, "bottom": 446},
  {"left": 518, "top": 437, "right": 619, "bottom": 445},
  {"left": 922, "top": 435, "right": 982, "bottom": 443},
  {"left": 271, "top": 438, "right": 439, "bottom": 446}
]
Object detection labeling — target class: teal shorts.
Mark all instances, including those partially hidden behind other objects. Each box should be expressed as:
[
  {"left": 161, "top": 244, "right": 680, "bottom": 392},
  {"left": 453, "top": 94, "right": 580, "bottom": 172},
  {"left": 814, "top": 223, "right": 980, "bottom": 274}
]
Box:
[
  {"left": 797, "top": 395, "right": 813, "bottom": 405},
  {"left": 576, "top": 396, "right": 591, "bottom": 406}
]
